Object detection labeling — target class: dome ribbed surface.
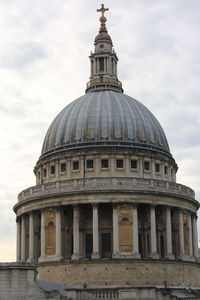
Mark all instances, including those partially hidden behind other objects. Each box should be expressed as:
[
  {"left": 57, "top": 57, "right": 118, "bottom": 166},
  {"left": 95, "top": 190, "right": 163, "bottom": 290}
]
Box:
[{"left": 41, "top": 91, "right": 171, "bottom": 158}]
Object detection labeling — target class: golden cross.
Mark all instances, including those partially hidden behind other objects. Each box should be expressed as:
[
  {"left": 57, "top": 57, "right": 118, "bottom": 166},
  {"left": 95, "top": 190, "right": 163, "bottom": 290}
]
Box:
[{"left": 97, "top": 4, "right": 109, "bottom": 17}]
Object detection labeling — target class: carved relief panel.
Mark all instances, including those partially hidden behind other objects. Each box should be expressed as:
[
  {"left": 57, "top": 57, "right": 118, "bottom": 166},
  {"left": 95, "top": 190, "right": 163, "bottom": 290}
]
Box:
[
  {"left": 118, "top": 205, "right": 133, "bottom": 252},
  {"left": 183, "top": 213, "right": 189, "bottom": 256},
  {"left": 45, "top": 209, "right": 56, "bottom": 255}
]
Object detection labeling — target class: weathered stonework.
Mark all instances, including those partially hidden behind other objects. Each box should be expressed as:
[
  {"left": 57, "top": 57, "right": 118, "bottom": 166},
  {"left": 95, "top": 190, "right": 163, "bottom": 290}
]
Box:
[{"left": 37, "top": 260, "right": 200, "bottom": 288}]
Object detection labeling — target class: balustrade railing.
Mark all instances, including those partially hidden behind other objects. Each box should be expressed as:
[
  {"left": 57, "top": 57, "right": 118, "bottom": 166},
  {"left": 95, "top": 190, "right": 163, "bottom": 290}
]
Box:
[
  {"left": 70, "top": 288, "right": 119, "bottom": 300},
  {"left": 17, "top": 177, "right": 195, "bottom": 203}
]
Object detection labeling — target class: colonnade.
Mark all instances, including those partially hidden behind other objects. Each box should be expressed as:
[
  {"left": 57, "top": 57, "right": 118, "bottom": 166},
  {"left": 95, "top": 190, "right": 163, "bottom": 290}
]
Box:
[{"left": 16, "top": 203, "right": 199, "bottom": 263}]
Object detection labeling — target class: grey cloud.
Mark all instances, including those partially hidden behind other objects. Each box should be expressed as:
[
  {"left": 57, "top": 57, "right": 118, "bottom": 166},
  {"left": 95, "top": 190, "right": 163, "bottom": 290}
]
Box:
[{"left": 0, "top": 41, "right": 46, "bottom": 69}]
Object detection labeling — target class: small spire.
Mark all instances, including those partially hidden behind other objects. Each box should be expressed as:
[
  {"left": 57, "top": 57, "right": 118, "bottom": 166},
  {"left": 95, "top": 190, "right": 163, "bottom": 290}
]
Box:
[{"left": 97, "top": 4, "right": 109, "bottom": 32}]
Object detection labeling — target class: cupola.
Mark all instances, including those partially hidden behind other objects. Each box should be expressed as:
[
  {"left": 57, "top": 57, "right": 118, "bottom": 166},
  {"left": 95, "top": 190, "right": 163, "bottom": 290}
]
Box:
[{"left": 85, "top": 4, "right": 123, "bottom": 93}]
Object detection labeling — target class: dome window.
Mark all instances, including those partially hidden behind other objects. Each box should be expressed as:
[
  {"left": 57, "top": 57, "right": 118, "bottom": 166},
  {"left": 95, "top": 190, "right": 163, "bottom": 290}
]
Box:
[
  {"left": 155, "top": 163, "right": 160, "bottom": 173},
  {"left": 144, "top": 161, "right": 150, "bottom": 171},
  {"left": 164, "top": 166, "right": 168, "bottom": 175},
  {"left": 43, "top": 168, "right": 47, "bottom": 177},
  {"left": 50, "top": 165, "right": 55, "bottom": 175},
  {"left": 60, "top": 163, "right": 66, "bottom": 173},
  {"left": 131, "top": 160, "right": 137, "bottom": 169},
  {"left": 86, "top": 159, "right": 93, "bottom": 169},
  {"left": 73, "top": 161, "right": 79, "bottom": 171},
  {"left": 101, "top": 159, "right": 109, "bottom": 169},
  {"left": 116, "top": 159, "right": 123, "bottom": 169}
]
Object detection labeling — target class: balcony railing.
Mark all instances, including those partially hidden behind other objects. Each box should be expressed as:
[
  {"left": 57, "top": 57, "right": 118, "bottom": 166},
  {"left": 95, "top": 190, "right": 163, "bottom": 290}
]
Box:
[{"left": 17, "top": 177, "right": 195, "bottom": 203}]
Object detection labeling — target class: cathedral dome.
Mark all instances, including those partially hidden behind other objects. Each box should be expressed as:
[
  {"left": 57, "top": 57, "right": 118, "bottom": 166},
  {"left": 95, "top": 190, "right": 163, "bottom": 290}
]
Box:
[{"left": 41, "top": 90, "right": 172, "bottom": 160}]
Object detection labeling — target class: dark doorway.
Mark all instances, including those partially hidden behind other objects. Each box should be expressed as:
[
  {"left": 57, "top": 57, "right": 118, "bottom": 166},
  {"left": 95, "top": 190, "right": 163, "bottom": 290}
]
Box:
[
  {"left": 101, "top": 233, "right": 111, "bottom": 258},
  {"left": 139, "top": 233, "right": 143, "bottom": 259},
  {"left": 160, "top": 235, "right": 164, "bottom": 258},
  {"left": 86, "top": 234, "right": 93, "bottom": 258}
]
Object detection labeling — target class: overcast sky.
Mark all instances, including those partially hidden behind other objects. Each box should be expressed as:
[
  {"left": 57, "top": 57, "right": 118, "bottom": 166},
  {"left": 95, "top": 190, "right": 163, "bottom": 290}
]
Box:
[{"left": 0, "top": 0, "right": 199, "bottom": 261}]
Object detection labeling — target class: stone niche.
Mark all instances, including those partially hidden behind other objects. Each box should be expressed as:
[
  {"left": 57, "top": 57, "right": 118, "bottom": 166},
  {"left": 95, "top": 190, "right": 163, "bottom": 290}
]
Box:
[
  {"left": 118, "top": 205, "right": 133, "bottom": 253},
  {"left": 45, "top": 209, "right": 56, "bottom": 255}
]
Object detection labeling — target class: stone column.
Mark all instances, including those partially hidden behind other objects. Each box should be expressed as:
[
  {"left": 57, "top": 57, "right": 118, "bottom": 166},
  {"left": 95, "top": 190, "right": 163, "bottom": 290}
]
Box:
[
  {"left": 188, "top": 213, "right": 193, "bottom": 258},
  {"left": 71, "top": 205, "right": 80, "bottom": 260},
  {"left": 112, "top": 204, "right": 119, "bottom": 258},
  {"left": 16, "top": 218, "right": 21, "bottom": 262},
  {"left": 152, "top": 160, "right": 155, "bottom": 179},
  {"left": 165, "top": 207, "right": 174, "bottom": 259},
  {"left": 149, "top": 205, "right": 159, "bottom": 259},
  {"left": 21, "top": 215, "right": 26, "bottom": 261},
  {"left": 161, "top": 164, "right": 165, "bottom": 180},
  {"left": 125, "top": 157, "right": 129, "bottom": 176},
  {"left": 192, "top": 214, "right": 198, "bottom": 260},
  {"left": 92, "top": 204, "right": 100, "bottom": 259},
  {"left": 27, "top": 212, "right": 34, "bottom": 262},
  {"left": 139, "top": 157, "right": 143, "bottom": 177},
  {"left": 56, "top": 207, "right": 62, "bottom": 260},
  {"left": 39, "top": 210, "right": 45, "bottom": 262},
  {"left": 178, "top": 209, "right": 184, "bottom": 258},
  {"left": 132, "top": 205, "right": 141, "bottom": 258}
]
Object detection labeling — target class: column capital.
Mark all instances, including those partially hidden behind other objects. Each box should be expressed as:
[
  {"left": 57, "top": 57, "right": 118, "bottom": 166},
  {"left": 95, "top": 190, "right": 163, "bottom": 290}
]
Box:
[
  {"left": 91, "top": 202, "right": 99, "bottom": 208},
  {"left": 112, "top": 203, "right": 119, "bottom": 209},
  {"left": 192, "top": 212, "right": 198, "bottom": 219},
  {"left": 72, "top": 204, "right": 79, "bottom": 209},
  {"left": 150, "top": 203, "right": 157, "bottom": 208},
  {"left": 131, "top": 202, "right": 139, "bottom": 208},
  {"left": 165, "top": 205, "right": 172, "bottom": 210}
]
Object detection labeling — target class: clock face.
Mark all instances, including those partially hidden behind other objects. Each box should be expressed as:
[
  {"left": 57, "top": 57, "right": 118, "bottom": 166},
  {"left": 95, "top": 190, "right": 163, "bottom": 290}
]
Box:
[{"left": 100, "top": 44, "right": 104, "bottom": 49}]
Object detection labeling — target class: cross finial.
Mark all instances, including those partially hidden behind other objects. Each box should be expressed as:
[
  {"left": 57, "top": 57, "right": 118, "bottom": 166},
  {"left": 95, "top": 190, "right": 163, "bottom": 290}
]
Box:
[
  {"left": 97, "top": 4, "right": 109, "bottom": 32},
  {"left": 97, "top": 4, "right": 109, "bottom": 17}
]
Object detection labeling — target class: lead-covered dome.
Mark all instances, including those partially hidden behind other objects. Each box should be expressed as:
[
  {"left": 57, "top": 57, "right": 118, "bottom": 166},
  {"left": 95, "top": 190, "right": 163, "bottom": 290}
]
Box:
[
  {"left": 39, "top": 8, "right": 173, "bottom": 163},
  {"left": 41, "top": 91, "right": 172, "bottom": 160}
]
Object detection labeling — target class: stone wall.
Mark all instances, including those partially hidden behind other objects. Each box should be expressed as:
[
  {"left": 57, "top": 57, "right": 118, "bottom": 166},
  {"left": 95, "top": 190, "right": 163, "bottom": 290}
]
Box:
[
  {"left": 0, "top": 263, "right": 64, "bottom": 300},
  {"left": 38, "top": 260, "right": 200, "bottom": 288}
]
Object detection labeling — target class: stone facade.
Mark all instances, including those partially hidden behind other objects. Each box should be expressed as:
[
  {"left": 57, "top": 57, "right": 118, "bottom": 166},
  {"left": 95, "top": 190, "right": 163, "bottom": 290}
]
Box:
[
  {"left": 38, "top": 260, "right": 200, "bottom": 287},
  {"left": 0, "top": 263, "right": 65, "bottom": 300}
]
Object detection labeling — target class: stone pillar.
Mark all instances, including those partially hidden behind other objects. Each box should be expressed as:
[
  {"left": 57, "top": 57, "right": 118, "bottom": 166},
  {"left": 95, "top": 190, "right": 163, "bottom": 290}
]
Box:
[
  {"left": 165, "top": 207, "right": 174, "bottom": 259},
  {"left": 139, "top": 157, "right": 143, "bottom": 177},
  {"left": 39, "top": 210, "right": 45, "bottom": 261},
  {"left": 16, "top": 218, "right": 21, "bottom": 262},
  {"left": 132, "top": 205, "right": 141, "bottom": 258},
  {"left": 178, "top": 209, "right": 184, "bottom": 258},
  {"left": 161, "top": 164, "right": 165, "bottom": 180},
  {"left": 27, "top": 212, "right": 34, "bottom": 262},
  {"left": 56, "top": 207, "right": 62, "bottom": 260},
  {"left": 125, "top": 157, "right": 129, "bottom": 176},
  {"left": 152, "top": 160, "right": 155, "bottom": 179},
  {"left": 71, "top": 205, "right": 80, "bottom": 260},
  {"left": 192, "top": 214, "right": 198, "bottom": 260},
  {"left": 92, "top": 204, "right": 100, "bottom": 259},
  {"left": 149, "top": 205, "right": 159, "bottom": 259},
  {"left": 112, "top": 204, "right": 119, "bottom": 258},
  {"left": 188, "top": 213, "right": 193, "bottom": 258},
  {"left": 21, "top": 215, "right": 26, "bottom": 261}
]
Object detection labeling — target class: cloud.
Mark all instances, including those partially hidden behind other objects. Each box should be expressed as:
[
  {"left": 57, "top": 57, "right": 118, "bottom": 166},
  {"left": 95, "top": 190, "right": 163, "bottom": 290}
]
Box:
[{"left": 0, "top": 41, "right": 46, "bottom": 69}]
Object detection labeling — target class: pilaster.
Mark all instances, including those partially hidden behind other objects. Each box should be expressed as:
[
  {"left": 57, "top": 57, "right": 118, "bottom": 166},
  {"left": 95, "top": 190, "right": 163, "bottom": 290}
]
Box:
[
  {"left": 149, "top": 205, "right": 159, "bottom": 259},
  {"left": 91, "top": 203, "right": 100, "bottom": 259}
]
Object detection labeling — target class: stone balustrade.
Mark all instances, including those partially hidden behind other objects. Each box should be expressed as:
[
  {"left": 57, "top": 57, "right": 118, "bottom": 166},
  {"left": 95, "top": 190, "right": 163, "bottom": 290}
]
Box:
[
  {"left": 18, "top": 177, "right": 195, "bottom": 203},
  {"left": 69, "top": 288, "right": 119, "bottom": 299}
]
